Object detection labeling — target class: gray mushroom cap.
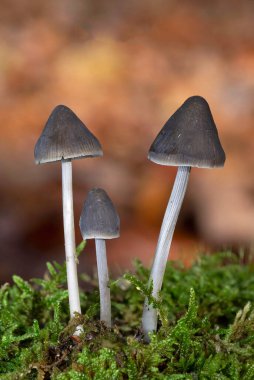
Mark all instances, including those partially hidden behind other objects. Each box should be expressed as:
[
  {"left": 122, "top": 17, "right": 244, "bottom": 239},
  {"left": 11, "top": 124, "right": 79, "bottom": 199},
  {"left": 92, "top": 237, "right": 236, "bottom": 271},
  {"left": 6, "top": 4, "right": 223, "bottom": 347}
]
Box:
[
  {"left": 149, "top": 96, "right": 226, "bottom": 168},
  {"left": 34, "top": 105, "right": 103, "bottom": 164},
  {"left": 79, "top": 188, "right": 120, "bottom": 240}
]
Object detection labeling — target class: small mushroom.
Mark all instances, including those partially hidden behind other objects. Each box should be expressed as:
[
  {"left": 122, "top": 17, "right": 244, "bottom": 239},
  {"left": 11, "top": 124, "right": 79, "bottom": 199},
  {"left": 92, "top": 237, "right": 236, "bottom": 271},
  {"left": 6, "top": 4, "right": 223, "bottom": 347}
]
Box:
[
  {"left": 34, "top": 105, "right": 102, "bottom": 333},
  {"left": 79, "top": 188, "right": 120, "bottom": 327},
  {"left": 142, "top": 96, "right": 226, "bottom": 338}
]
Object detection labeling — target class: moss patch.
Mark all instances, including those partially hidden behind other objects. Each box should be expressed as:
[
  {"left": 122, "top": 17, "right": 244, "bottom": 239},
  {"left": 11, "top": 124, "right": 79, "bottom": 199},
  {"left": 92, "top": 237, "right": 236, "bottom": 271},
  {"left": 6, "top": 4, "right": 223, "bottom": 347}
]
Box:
[{"left": 1, "top": 251, "right": 254, "bottom": 379}]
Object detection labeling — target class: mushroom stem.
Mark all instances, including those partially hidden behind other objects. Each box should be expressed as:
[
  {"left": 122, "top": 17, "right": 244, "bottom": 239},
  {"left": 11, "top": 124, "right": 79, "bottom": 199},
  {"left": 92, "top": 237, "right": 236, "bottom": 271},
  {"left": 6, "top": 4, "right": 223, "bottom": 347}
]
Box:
[
  {"left": 62, "top": 159, "right": 82, "bottom": 334},
  {"left": 95, "top": 239, "right": 111, "bottom": 327},
  {"left": 142, "top": 166, "right": 191, "bottom": 339}
]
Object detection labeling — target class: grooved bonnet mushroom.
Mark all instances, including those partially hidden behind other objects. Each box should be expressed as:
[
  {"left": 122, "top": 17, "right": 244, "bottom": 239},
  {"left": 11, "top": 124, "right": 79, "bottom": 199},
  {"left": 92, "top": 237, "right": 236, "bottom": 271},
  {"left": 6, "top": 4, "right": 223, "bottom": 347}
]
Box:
[
  {"left": 79, "top": 188, "right": 120, "bottom": 327},
  {"left": 142, "top": 96, "right": 226, "bottom": 338},
  {"left": 34, "top": 105, "right": 103, "bottom": 334}
]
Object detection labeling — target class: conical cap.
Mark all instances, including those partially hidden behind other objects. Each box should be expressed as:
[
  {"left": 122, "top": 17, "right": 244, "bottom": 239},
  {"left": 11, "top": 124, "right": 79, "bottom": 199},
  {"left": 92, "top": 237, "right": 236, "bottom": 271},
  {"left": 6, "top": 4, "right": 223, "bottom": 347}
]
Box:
[
  {"left": 34, "top": 105, "right": 103, "bottom": 164},
  {"left": 149, "top": 96, "right": 226, "bottom": 168},
  {"left": 79, "top": 188, "right": 120, "bottom": 240}
]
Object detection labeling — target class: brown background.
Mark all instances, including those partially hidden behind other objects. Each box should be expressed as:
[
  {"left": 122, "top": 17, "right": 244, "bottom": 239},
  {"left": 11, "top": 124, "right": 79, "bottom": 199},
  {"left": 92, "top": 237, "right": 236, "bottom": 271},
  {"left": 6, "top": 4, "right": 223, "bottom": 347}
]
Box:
[{"left": 0, "top": 0, "right": 254, "bottom": 282}]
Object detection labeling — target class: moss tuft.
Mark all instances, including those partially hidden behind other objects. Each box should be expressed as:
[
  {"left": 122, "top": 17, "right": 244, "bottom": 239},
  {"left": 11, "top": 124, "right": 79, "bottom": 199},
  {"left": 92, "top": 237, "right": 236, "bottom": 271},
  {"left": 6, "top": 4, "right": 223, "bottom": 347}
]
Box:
[{"left": 1, "top": 251, "right": 254, "bottom": 379}]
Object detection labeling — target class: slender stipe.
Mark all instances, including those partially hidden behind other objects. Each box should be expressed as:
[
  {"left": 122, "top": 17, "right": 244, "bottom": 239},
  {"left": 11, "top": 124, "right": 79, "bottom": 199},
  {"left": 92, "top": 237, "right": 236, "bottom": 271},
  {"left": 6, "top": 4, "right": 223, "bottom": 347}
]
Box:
[
  {"left": 95, "top": 239, "right": 111, "bottom": 327},
  {"left": 142, "top": 166, "right": 190, "bottom": 339},
  {"left": 62, "top": 159, "right": 82, "bottom": 335}
]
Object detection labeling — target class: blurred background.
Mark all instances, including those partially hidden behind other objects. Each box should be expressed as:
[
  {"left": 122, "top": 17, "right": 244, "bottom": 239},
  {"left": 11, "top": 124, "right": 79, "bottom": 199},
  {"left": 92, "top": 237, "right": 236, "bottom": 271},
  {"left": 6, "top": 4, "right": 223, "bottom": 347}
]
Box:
[{"left": 0, "top": 0, "right": 254, "bottom": 283}]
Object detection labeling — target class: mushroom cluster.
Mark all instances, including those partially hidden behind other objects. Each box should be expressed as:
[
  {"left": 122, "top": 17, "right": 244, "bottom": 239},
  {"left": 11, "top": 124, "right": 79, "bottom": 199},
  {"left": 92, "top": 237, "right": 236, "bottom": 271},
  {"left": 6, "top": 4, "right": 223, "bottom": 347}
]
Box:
[{"left": 34, "top": 96, "right": 225, "bottom": 341}]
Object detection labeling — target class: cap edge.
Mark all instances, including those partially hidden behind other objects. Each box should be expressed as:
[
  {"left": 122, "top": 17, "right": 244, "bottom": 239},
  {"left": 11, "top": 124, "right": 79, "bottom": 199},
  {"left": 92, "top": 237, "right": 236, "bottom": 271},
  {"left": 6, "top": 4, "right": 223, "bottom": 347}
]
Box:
[
  {"left": 148, "top": 151, "right": 225, "bottom": 169},
  {"left": 35, "top": 151, "right": 103, "bottom": 164}
]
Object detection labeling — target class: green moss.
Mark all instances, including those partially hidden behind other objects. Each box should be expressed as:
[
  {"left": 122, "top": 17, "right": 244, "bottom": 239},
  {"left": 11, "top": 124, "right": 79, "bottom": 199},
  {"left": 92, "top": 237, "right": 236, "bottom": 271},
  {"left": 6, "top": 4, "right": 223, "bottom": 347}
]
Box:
[{"left": 1, "top": 250, "right": 254, "bottom": 379}]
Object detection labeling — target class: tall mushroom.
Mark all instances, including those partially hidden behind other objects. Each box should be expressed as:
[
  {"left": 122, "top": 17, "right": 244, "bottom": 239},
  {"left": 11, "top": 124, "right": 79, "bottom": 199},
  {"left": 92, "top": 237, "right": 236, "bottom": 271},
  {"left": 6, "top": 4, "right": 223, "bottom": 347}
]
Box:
[
  {"left": 34, "top": 105, "right": 102, "bottom": 333},
  {"left": 79, "top": 188, "right": 120, "bottom": 327},
  {"left": 142, "top": 96, "right": 226, "bottom": 338}
]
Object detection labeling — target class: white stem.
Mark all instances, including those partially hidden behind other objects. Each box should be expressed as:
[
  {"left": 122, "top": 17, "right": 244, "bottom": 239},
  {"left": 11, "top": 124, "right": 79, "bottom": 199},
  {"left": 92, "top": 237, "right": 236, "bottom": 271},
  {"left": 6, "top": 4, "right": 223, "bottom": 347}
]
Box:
[
  {"left": 62, "top": 159, "right": 82, "bottom": 335},
  {"left": 95, "top": 239, "right": 111, "bottom": 327},
  {"left": 142, "top": 166, "right": 190, "bottom": 339}
]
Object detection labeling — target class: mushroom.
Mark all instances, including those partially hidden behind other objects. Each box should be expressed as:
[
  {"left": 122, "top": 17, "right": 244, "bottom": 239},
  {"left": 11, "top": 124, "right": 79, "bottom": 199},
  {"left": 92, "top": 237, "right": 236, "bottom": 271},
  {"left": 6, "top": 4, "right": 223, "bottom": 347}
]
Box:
[
  {"left": 34, "top": 105, "right": 102, "bottom": 333},
  {"left": 142, "top": 96, "right": 226, "bottom": 338},
  {"left": 79, "top": 188, "right": 120, "bottom": 327}
]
